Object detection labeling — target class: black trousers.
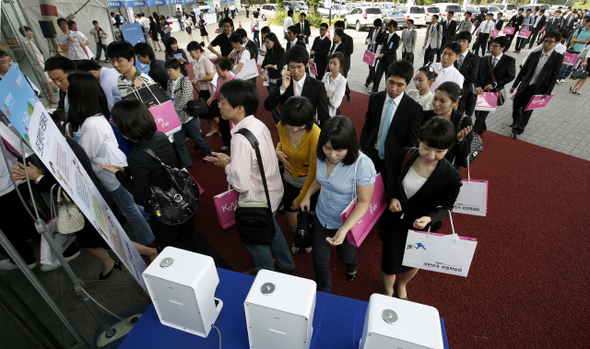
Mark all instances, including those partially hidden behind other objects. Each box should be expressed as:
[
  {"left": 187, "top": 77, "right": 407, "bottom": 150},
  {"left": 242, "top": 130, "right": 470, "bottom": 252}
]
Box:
[
  {"left": 529, "top": 28, "right": 541, "bottom": 48},
  {"left": 458, "top": 88, "right": 477, "bottom": 117},
  {"left": 515, "top": 34, "right": 528, "bottom": 51},
  {"left": 512, "top": 84, "right": 537, "bottom": 135},
  {"left": 424, "top": 47, "right": 437, "bottom": 66},
  {"left": 372, "top": 60, "right": 388, "bottom": 92},
  {"left": 476, "top": 33, "right": 490, "bottom": 56},
  {"left": 344, "top": 57, "right": 351, "bottom": 97},
  {"left": 474, "top": 110, "right": 490, "bottom": 135},
  {"left": 505, "top": 34, "right": 515, "bottom": 52}
]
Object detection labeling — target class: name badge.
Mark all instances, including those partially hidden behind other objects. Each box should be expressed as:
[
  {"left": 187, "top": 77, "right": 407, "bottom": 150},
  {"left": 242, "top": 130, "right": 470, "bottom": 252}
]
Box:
[{"left": 389, "top": 42, "right": 393, "bottom": 49}]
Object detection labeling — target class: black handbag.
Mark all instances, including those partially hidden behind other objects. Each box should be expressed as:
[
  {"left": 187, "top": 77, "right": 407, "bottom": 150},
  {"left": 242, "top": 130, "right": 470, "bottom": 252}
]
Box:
[
  {"left": 185, "top": 85, "right": 209, "bottom": 117},
  {"left": 571, "top": 66, "right": 589, "bottom": 80},
  {"left": 488, "top": 57, "right": 506, "bottom": 106},
  {"left": 458, "top": 115, "right": 483, "bottom": 165},
  {"left": 233, "top": 129, "right": 276, "bottom": 245},
  {"left": 123, "top": 82, "right": 169, "bottom": 109},
  {"left": 294, "top": 207, "right": 313, "bottom": 248},
  {"left": 142, "top": 147, "right": 200, "bottom": 226}
]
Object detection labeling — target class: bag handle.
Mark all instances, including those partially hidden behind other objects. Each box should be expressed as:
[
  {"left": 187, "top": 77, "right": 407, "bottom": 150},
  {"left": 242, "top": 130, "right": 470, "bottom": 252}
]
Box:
[
  {"left": 50, "top": 184, "right": 59, "bottom": 217},
  {"left": 488, "top": 56, "right": 498, "bottom": 84},
  {"left": 131, "top": 82, "right": 161, "bottom": 105},
  {"left": 236, "top": 128, "right": 273, "bottom": 212}
]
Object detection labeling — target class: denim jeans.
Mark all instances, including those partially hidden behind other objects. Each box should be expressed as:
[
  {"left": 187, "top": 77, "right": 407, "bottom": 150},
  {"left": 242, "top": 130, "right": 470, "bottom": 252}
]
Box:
[
  {"left": 110, "top": 184, "right": 155, "bottom": 245},
  {"left": 95, "top": 42, "right": 108, "bottom": 61},
  {"left": 253, "top": 30, "right": 260, "bottom": 47},
  {"left": 173, "top": 117, "right": 213, "bottom": 168},
  {"left": 267, "top": 82, "right": 280, "bottom": 123},
  {"left": 244, "top": 212, "right": 295, "bottom": 272}
]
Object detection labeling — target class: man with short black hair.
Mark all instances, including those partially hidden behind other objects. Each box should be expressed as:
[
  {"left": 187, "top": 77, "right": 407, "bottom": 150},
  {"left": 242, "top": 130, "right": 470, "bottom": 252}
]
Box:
[
  {"left": 107, "top": 41, "right": 155, "bottom": 97},
  {"left": 400, "top": 19, "right": 417, "bottom": 63},
  {"left": 44, "top": 56, "right": 77, "bottom": 112},
  {"left": 284, "top": 9, "right": 294, "bottom": 40},
  {"left": 505, "top": 8, "right": 524, "bottom": 51},
  {"left": 475, "top": 12, "right": 495, "bottom": 56},
  {"left": 457, "top": 11, "right": 473, "bottom": 33},
  {"left": 423, "top": 15, "right": 442, "bottom": 65},
  {"left": 429, "top": 42, "right": 464, "bottom": 92},
  {"left": 334, "top": 20, "right": 353, "bottom": 101},
  {"left": 515, "top": 9, "right": 533, "bottom": 53},
  {"left": 286, "top": 25, "right": 305, "bottom": 51},
  {"left": 90, "top": 20, "right": 109, "bottom": 63},
  {"left": 209, "top": 17, "right": 234, "bottom": 58},
  {"left": 529, "top": 9, "right": 547, "bottom": 48},
  {"left": 235, "top": 27, "right": 258, "bottom": 60},
  {"left": 372, "top": 20, "right": 400, "bottom": 93},
  {"left": 365, "top": 19, "right": 384, "bottom": 87},
  {"left": 439, "top": 11, "right": 457, "bottom": 62},
  {"left": 264, "top": 45, "right": 329, "bottom": 126},
  {"left": 455, "top": 31, "right": 480, "bottom": 116},
  {"left": 56, "top": 18, "right": 90, "bottom": 62},
  {"left": 298, "top": 13, "right": 311, "bottom": 44},
  {"left": 310, "top": 23, "right": 331, "bottom": 80},
  {"left": 134, "top": 42, "right": 168, "bottom": 90}
]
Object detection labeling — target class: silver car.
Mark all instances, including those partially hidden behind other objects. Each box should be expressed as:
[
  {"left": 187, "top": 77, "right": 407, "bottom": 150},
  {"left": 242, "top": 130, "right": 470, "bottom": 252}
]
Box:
[{"left": 383, "top": 11, "right": 407, "bottom": 28}]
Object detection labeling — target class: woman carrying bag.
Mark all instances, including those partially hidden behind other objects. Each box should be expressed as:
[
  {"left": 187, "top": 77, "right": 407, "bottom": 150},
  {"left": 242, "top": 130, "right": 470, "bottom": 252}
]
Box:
[
  {"left": 261, "top": 33, "right": 286, "bottom": 124},
  {"left": 187, "top": 41, "right": 218, "bottom": 137},
  {"left": 300, "top": 116, "right": 376, "bottom": 293},
  {"left": 382, "top": 117, "right": 462, "bottom": 300},
  {"left": 165, "top": 58, "right": 213, "bottom": 169}
]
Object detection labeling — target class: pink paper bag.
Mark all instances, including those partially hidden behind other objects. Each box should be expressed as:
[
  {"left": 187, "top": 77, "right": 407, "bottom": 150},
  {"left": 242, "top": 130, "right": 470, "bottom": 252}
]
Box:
[
  {"left": 474, "top": 92, "right": 499, "bottom": 112},
  {"left": 525, "top": 94, "right": 554, "bottom": 111},
  {"left": 517, "top": 29, "right": 531, "bottom": 38},
  {"left": 503, "top": 27, "right": 515, "bottom": 35},
  {"left": 341, "top": 173, "right": 387, "bottom": 248},
  {"left": 213, "top": 187, "right": 239, "bottom": 229},
  {"left": 362, "top": 50, "right": 376, "bottom": 66},
  {"left": 309, "top": 62, "right": 318, "bottom": 76},
  {"left": 149, "top": 100, "right": 182, "bottom": 138},
  {"left": 539, "top": 27, "right": 545, "bottom": 33},
  {"left": 491, "top": 28, "right": 500, "bottom": 38},
  {"left": 563, "top": 52, "right": 579, "bottom": 66}
]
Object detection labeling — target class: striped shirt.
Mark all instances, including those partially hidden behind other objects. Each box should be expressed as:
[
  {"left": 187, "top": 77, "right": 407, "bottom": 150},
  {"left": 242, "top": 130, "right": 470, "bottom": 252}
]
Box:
[
  {"left": 117, "top": 68, "right": 155, "bottom": 98},
  {"left": 225, "top": 115, "right": 284, "bottom": 212},
  {"left": 56, "top": 31, "right": 89, "bottom": 60}
]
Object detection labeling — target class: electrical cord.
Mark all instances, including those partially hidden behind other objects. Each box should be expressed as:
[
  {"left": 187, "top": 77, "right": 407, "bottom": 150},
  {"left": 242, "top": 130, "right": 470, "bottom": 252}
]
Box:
[
  {"left": 211, "top": 325, "right": 222, "bottom": 349},
  {"left": 79, "top": 286, "right": 135, "bottom": 326}
]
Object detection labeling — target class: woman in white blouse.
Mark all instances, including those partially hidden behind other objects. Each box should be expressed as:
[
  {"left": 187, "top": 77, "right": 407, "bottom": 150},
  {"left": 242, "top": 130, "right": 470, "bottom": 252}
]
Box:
[
  {"left": 321, "top": 52, "right": 347, "bottom": 117},
  {"left": 188, "top": 41, "right": 217, "bottom": 136},
  {"left": 405, "top": 66, "right": 436, "bottom": 111},
  {"left": 67, "top": 72, "right": 158, "bottom": 251}
]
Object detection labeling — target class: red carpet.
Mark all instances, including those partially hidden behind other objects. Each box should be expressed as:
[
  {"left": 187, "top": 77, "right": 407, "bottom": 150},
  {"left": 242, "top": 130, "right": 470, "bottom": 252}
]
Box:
[{"left": 184, "top": 78, "right": 590, "bottom": 348}]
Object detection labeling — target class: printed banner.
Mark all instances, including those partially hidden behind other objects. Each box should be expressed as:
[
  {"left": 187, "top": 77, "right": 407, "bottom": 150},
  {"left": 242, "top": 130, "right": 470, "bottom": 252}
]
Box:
[
  {"left": 525, "top": 94, "right": 554, "bottom": 111},
  {"left": 0, "top": 65, "right": 147, "bottom": 290},
  {"left": 121, "top": 23, "right": 146, "bottom": 46},
  {"left": 108, "top": 0, "right": 126, "bottom": 8},
  {"left": 563, "top": 52, "right": 579, "bottom": 66},
  {"left": 148, "top": 0, "right": 167, "bottom": 6},
  {"left": 452, "top": 180, "right": 488, "bottom": 217},
  {"left": 362, "top": 50, "right": 376, "bottom": 66},
  {"left": 126, "top": 0, "right": 148, "bottom": 7},
  {"left": 503, "top": 26, "right": 515, "bottom": 35}
]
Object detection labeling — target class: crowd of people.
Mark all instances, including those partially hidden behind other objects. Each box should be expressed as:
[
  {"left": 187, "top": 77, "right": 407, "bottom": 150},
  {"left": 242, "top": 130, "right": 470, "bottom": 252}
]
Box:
[{"left": 0, "top": 5, "right": 586, "bottom": 300}]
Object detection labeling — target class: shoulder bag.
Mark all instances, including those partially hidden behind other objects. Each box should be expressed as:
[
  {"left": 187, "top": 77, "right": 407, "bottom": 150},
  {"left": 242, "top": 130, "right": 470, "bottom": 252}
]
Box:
[
  {"left": 294, "top": 207, "right": 313, "bottom": 249},
  {"left": 142, "top": 147, "right": 200, "bottom": 226},
  {"left": 488, "top": 57, "right": 506, "bottom": 106},
  {"left": 233, "top": 128, "right": 276, "bottom": 245},
  {"left": 185, "top": 84, "right": 209, "bottom": 117},
  {"left": 56, "top": 186, "right": 85, "bottom": 234},
  {"left": 458, "top": 115, "right": 483, "bottom": 164}
]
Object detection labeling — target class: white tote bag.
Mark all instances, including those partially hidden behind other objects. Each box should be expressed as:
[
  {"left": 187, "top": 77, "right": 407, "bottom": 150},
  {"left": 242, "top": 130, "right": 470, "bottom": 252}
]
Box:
[
  {"left": 452, "top": 161, "right": 488, "bottom": 217},
  {"left": 402, "top": 212, "right": 477, "bottom": 277},
  {"left": 40, "top": 185, "right": 77, "bottom": 266}
]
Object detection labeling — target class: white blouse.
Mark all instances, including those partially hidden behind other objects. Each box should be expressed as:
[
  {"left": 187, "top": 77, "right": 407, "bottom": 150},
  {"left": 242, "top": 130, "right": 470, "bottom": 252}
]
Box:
[
  {"left": 192, "top": 55, "right": 216, "bottom": 91},
  {"left": 321, "top": 72, "right": 347, "bottom": 117},
  {"left": 78, "top": 115, "right": 128, "bottom": 192},
  {"left": 402, "top": 167, "right": 427, "bottom": 199},
  {"left": 406, "top": 89, "right": 434, "bottom": 111}
]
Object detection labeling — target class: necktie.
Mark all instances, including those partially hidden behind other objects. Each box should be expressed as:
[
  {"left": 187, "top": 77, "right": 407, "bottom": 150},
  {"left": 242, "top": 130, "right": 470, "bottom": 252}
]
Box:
[
  {"left": 379, "top": 99, "right": 395, "bottom": 160},
  {"left": 458, "top": 55, "right": 464, "bottom": 69},
  {"left": 530, "top": 53, "right": 547, "bottom": 85},
  {"left": 294, "top": 81, "right": 300, "bottom": 96},
  {"left": 492, "top": 57, "right": 497, "bottom": 68}
]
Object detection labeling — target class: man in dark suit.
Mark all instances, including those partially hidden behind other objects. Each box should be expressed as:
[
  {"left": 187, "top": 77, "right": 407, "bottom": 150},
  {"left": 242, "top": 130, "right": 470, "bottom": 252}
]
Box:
[
  {"left": 264, "top": 45, "right": 330, "bottom": 126},
  {"left": 365, "top": 19, "right": 384, "bottom": 87},
  {"left": 298, "top": 13, "right": 311, "bottom": 44},
  {"left": 286, "top": 25, "right": 305, "bottom": 52},
  {"left": 561, "top": 10, "right": 576, "bottom": 32},
  {"left": 361, "top": 59, "right": 422, "bottom": 185},
  {"left": 235, "top": 28, "right": 259, "bottom": 61},
  {"left": 372, "top": 20, "right": 400, "bottom": 93},
  {"left": 545, "top": 11, "right": 562, "bottom": 34},
  {"left": 438, "top": 11, "right": 457, "bottom": 62},
  {"left": 510, "top": 31, "right": 563, "bottom": 138},
  {"left": 487, "top": 12, "right": 504, "bottom": 52},
  {"left": 455, "top": 31, "right": 480, "bottom": 117},
  {"left": 310, "top": 23, "right": 331, "bottom": 80},
  {"left": 335, "top": 20, "right": 353, "bottom": 101},
  {"left": 505, "top": 8, "right": 524, "bottom": 51},
  {"left": 529, "top": 9, "right": 547, "bottom": 48},
  {"left": 474, "top": 36, "right": 516, "bottom": 135}
]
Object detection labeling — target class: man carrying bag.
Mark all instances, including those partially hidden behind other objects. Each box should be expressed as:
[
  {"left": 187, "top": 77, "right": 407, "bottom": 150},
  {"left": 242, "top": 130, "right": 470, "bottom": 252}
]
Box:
[{"left": 206, "top": 79, "right": 294, "bottom": 274}]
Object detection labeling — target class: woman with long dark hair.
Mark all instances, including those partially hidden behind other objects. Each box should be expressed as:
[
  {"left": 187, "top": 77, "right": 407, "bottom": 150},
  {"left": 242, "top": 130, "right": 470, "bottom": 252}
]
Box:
[
  {"left": 165, "top": 37, "right": 188, "bottom": 65},
  {"left": 165, "top": 58, "right": 213, "bottom": 168},
  {"left": 149, "top": 15, "right": 163, "bottom": 51},
  {"left": 261, "top": 32, "right": 286, "bottom": 124}
]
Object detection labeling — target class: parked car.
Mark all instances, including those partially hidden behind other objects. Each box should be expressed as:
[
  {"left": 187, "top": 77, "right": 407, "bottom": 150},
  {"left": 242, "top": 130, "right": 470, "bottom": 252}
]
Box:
[
  {"left": 319, "top": 4, "right": 349, "bottom": 19},
  {"left": 398, "top": 5, "right": 427, "bottom": 27},
  {"left": 259, "top": 4, "right": 277, "bottom": 21},
  {"left": 487, "top": 6, "right": 503, "bottom": 19},
  {"left": 383, "top": 11, "right": 407, "bottom": 28},
  {"left": 426, "top": 3, "right": 463, "bottom": 22},
  {"left": 284, "top": 1, "right": 307, "bottom": 12},
  {"left": 461, "top": 8, "right": 480, "bottom": 23},
  {"left": 496, "top": 3, "right": 517, "bottom": 19},
  {"left": 344, "top": 7, "right": 383, "bottom": 31}
]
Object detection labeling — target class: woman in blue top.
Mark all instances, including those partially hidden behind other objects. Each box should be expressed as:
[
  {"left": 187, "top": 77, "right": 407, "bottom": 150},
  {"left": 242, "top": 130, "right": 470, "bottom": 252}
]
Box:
[{"left": 300, "top": 116, "right": 376, "bottom": 293}]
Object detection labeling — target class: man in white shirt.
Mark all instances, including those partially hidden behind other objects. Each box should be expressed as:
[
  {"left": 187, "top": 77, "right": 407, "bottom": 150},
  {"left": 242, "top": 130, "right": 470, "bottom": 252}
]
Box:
[
  {"left": 228, "top": 33, "right": 251, "bottom": 76},
  {"left": 56, "top": 18, "right": 90, "bottom": 62},
  {"left": 475, "top": 12, "right": 495, "bottom": 56},
  {"left": 529, "top": 9, "right": 547, "bottom": 49},
  {"left": 137, "top": 13, "right": 151, "bottom": 45},
  {"left": 283, "top": 9, "right": 294, "bottom": 41},
  {"left": 206, "top": 79, "right": 295, "bottom": 274},
  {"left": 429, "top": 42, "right": 465, "bottom": 93}
]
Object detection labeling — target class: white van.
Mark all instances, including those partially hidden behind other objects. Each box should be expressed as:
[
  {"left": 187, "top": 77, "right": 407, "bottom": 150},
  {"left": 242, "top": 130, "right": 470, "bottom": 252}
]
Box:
[
  {"left": 398, "top": 5, "right": 427, "bottom": 27},
  {"left": 259, "top": 4, "right": 277, "bottom": 21},
  {"left": 496, "top": 3, "right": 518, "bottom": 19},
  {"left": 426, "top": 3, "right": 463, "bottom": 21}
]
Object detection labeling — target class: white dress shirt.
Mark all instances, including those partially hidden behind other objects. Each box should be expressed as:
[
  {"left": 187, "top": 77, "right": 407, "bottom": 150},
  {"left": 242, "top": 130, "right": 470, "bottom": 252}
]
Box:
[
  {"left": 321, "top": 72, "right": 347, "bottom": 117},
  {"left": 429, "top": 62, "right": 465, "bottom": 93},
  {"left": 280, "top": 73, "right": 306, "bottom": 96},
  {"left": 375, "top": 92, "right": 405, "bottom": 150},
  {"left": 226, "top": 115, "right": 284, "bottom": 211},
  {"left": 56, "top": 31, "right": 89, "bottom": 60}
]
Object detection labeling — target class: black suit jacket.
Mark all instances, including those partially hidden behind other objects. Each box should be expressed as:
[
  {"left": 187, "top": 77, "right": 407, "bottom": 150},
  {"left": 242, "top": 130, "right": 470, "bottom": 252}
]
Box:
[
  {"left": 264, "top": 76, "right": 330, "bottom": 126},
  {"left": 512, "top": 50, "right": 563, "bottom": 95},
  {"left": 286, "top": 38, "right": 305, "bottom": 51},
  {"left": 422, "top": 110, "right": 473, "bottom": 168},
  {"left": 297, "top": 20, "right": 311, "bottom": 41},
  {"left": 562, "top": 15, "right": 576, "bottom": 31},
  {"left": 545, "top": 17, "right": 561, "bottom": 33},
  {"left": 532, "top": 15, "right": 546, "bottom": 31},
  {"left": 366, "top": 27, "right": 384, "bottom": 53},
  {"left": 311, "top": 36, "right": 331, "bottom": 64},
  {"left": 360, "top": 92, "right": 422, "bottom": 174},
  {"left": 495, "top": 19, "right": 504, "bottom": 30},
  {"left": 456, "top": 51, "right": 480, "bottom": 87},
  {"left": 477, "top": 54, "right": 516, "bottom": 92},
  {"left": 507, "top": 14, "right": 524, "bottom": 32},
  {"left": 149, "top": 59, "right": 169, "bottom": 91},
  {"left": 329, "top": 41, "right": 346, "bottom": 56},
  {"left": 442, "top": 20, "right": 457, "bottom": 43},
  {"left": 378, "top": 32, "right": 400, "bottom": 67},
  {"left": 387, "top": 147, "right": 462, "bottom": 231}
]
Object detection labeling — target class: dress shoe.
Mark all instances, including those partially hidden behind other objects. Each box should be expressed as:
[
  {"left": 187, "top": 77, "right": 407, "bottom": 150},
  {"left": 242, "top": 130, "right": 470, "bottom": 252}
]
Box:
[
  {"left": 346, "top": 94, "right": 351, "bottom": 101},
  {"left": 97, "top": 261, "right": 121, "bottom": 280},
  {"left": 509, "top": 123, "right": 515, "bottom": 127},
  {"left": 0, "top": 259, "right": 37, "bottom": 271},
  {"left": 394, "top": 293, "right": 408, "bottom": 301},
  {"left": 511, "top": 131, "right": 518, "bottom": 139},
  {"left": 346, "top": 271, "right": 357, "bottom": 282}
]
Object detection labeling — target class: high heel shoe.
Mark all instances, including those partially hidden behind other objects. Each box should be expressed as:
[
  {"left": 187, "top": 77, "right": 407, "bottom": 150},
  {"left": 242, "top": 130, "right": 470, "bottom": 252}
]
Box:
[{"left": 97, "top": 261, "right": 121, "bottom": 280}]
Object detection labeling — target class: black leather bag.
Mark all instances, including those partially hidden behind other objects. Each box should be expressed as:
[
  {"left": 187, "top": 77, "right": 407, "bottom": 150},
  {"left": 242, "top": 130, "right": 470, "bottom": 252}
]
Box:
[
  {"left": 123, "top": 83, "right": 169, "bottom": 109},
  {"left": 488, "top": 57, "right": 506, "bottom": 106},
  {"left": 459, "top": 115, "right": 483, "bottom": 164},
  {"left": 185, "top": 85, "right": 209, "bottom": 117},
  {"left": 294, "top": 207, "right": 313, "bottom": 248},
  {"left": 233, "top": 129, "right": 276, "bottom": 245},
  {"left": 142, "top": 147, "right": 200, "bottom": 226}
]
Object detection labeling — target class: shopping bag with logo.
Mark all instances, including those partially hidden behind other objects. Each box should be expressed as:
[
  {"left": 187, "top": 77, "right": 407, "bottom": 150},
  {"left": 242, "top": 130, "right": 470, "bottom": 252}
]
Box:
[
  {"left": 491, "top": 28, "right": 500, "bottom": 38},
  {"left": 341, "top": 158, "right": 387, "bottom": 248},
  {"left": 402, "top": 212, "right": 477, "bottom": 277},
  {"left": 563, "top": 52, "right": 579, "bottom": 66},
  {"left": 474, "top": 92, "right": 499, "bottom": 112},
  {"left": 149, "top": 101, "right": 182, "bottom": 138},
  {"left": 517, "top": 29, "right": 531, "bottom": 38},
  {"left": 362, "top": 50, "right": 376, "bottom": 66},
  {"left": 452, "top": 161, "right": 488, "bottom": 217},
  {"left": 235, "top": 59, "right": 260, "bottom": 80},
  {"left": 503, "top": 27, "right": 516, "bottom": 35},
  {"left": 309, "top": 62, "right": 318, "bottom": 76},
  {"left": 525, "top": 94, "right": 554, "bottom": 111},
  {"left": 213, "top": 185, "right": 239, "bottom": 229}
]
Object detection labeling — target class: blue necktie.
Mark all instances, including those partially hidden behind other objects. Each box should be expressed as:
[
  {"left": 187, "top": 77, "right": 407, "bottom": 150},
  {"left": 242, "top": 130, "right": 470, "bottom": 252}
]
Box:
[{"left": 379, "top": 99, "right": 395, "bottom": 160}]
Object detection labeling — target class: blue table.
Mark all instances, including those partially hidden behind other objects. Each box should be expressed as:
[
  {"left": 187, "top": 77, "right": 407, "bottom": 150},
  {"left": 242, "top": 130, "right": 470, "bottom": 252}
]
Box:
[{"left": 120, "top": 269, "right": 449, "bottom": 348}]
